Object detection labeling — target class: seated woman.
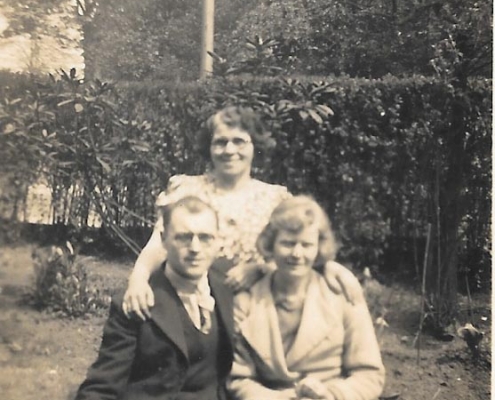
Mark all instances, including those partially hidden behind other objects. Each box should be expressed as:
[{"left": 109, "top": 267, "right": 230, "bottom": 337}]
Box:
[{"left": 228, "top": 196, "right": 385, "bottom": 400}]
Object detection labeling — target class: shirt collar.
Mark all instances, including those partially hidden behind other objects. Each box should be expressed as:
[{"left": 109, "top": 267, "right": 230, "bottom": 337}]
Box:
[{"left": 165, "top": 264, "right": 208, "bottom": 294}]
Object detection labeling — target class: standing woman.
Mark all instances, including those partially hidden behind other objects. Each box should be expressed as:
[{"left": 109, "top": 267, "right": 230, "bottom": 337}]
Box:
[{"left": 123, "top": 106, "right": 361, "bottom": 319}]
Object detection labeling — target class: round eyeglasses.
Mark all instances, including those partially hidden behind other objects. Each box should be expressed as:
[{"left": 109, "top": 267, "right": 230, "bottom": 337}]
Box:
[
  {"left": 210, "top": 137, "right": 252, "bottom": 150},
  {"left": 173, "top": 233, "right": 216, "bottom": 247}
]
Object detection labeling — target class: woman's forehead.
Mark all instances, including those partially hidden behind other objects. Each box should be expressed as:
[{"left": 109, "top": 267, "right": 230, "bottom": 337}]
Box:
[
  {"left": 212, "top": 122, "right": 251, "bottom": 138},
  {"left": 276, "top": 225, "right": 319, "bottom": 240}
]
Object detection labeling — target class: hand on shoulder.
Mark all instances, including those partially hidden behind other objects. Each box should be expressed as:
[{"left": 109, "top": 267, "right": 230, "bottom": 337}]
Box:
[
  {"left": 324, "top": 261, "right": 364, "bottom": 305},
  {"left": 156, "top": 174, "right": 205, "bottom": 207},
  {"left": 233, "top": 289, "right": 252, "bottom": 330}
]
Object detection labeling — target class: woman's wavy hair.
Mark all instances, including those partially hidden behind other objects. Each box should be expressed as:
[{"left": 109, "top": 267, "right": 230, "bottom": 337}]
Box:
[
  {"left": 257, "top": 195, "right": 338, "bottom": 268},
  {"left": 197, "top": 106, "right": 276, "bottom": 161}
]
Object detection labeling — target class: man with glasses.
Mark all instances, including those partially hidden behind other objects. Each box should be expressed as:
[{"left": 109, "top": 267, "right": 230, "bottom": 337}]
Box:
[{"left": 75, "top": 196, "right": 234, "bottom": 400}]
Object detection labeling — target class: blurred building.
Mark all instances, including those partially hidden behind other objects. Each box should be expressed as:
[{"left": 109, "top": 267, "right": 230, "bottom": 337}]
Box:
[{"left": 0, "top": 0, "right": 84, "bottom": 74}]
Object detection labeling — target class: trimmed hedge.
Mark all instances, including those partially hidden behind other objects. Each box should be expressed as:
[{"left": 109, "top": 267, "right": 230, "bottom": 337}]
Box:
[{"left": 0, "top": 71, "right": 491, "bottom": 290}]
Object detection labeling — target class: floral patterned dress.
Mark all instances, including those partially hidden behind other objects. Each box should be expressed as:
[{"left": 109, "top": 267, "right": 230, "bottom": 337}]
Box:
[{"left": 155, "top": 173, "right": 291, "bottom": 271}]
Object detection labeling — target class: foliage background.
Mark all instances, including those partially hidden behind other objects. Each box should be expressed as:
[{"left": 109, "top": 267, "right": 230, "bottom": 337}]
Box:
[
  {"left": 0, "top": 73, "right": 491, "bottom": 288},
  {"left": 81, "top": 0, "right": 491, "bottom": 81},
  {"left": 0, "top": 0, "right": 491, "bottom": 330}
]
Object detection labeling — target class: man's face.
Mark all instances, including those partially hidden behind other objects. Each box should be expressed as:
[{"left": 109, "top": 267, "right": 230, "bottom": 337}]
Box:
[{"left": 163, "top": 207, "right": 219, "bottom": 280}]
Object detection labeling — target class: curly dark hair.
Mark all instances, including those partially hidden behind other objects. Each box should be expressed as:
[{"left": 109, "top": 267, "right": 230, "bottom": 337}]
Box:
[{"left": 197, "top": 106, "right": 276, "bottom": 161}]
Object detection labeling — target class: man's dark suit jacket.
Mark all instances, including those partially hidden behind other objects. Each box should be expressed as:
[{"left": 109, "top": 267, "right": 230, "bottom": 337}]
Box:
[{"left": 75, "top": 267, "right": 234, "bottom": 400}]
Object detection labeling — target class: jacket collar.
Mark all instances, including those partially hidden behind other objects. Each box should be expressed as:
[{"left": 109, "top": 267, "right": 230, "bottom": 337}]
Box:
[
  {"left": 239, "top": 276, "right": 296, "bottom": 378},
  {"left": 149, "top": 268, "right": 189, "bottom": 359},
  {"left": 285, "top": 273, "right": 339, "bottom": 366},
  {"left": 208, "top": 267, "right": 234, "bottom": 340},
  {"left": 239, "top": 272, "right": 339, "bottom": 373},
  {"left": 149, "top": 265, "right": 234, "bottom": 361}
]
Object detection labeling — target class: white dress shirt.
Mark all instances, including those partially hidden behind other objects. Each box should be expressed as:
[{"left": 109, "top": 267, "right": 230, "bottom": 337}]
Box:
[{"left": 165, "top": 266, "right": 215, "bottom": 333}]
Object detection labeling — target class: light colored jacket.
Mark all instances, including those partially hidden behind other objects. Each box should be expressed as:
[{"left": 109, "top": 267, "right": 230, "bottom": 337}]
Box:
[{"left": 228, "top": 270, "right": 385, "bottom": 400}]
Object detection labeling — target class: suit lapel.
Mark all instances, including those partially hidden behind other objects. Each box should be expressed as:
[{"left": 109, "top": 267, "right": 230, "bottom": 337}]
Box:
[
  {"left": 208, "top": 269, "right": 234, "bottom": 340},
  {"left": 149, "top": 269, "right": 189, "bottom": 360},
  {"left": 285, "top": 272, "right": 339, "bottom": 367},
  {"left": 148, "top": 266, "right": 235, "bottom": 362}
]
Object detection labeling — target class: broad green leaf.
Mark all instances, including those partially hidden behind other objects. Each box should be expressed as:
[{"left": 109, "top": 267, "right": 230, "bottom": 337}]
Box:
[
  {"left": 245, "top": 42, "right": 257, "bottom": 51},
  {"left": 308, "top": 109, "right": 323, "bottom": 124},
  {"left": 3, "top": 123, "right": 15, "bottom": 134},
  {"left": 316, "top": 104, "right": 335, "bottom": 117},
  {"left": 96, "top": 157, "right": 111, "bottom": 174},
  {"left": 131, "top": 145, "right": 150, "bottom": 152},
  {"left": 57, "top": 99, "right": 74, "bottom": 107}
]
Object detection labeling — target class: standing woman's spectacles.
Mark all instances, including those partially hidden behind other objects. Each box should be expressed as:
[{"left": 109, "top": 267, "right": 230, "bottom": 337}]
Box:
[{"left": 210, "top": 137, "right": 252, "bottom": 151}]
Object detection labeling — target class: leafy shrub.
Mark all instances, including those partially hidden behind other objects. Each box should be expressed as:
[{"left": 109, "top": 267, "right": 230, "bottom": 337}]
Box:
[
  {"left": 1, "top": 71, "right": 491, "bottom": 300},
  {"left": 30, "top": 242, "right": 110, "bottom": 317},
  {"left": 359, "top": 268, "right": 389, "bottom": 323}
]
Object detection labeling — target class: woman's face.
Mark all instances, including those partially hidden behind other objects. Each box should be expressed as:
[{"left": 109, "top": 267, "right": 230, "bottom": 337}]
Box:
[
  {"left": 210, "top": 121, "right": 254, "bottom": 179},
  {"left": 272, "top": 225, "right": 320, "bottom": 278}
]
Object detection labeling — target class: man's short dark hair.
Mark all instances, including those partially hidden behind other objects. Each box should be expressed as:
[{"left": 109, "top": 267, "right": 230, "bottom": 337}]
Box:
[{"left": 159, "top": 196, "right": 218, "bottom": 232}]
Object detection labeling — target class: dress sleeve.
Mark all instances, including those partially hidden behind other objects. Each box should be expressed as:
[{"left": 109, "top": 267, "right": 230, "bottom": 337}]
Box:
[
  {"left": 273, "top": 184, "right": 291, "bottom": 204},
  {"left": 281, "top": 185, "right": 292, "bottom": 200},
  {"left": 155, "top": 174, "right": 190, "bottom": 207},
  {"left": 154, "top": 175, "right": 197, "bottom": 232},
  {"left": 325, "top": 291, "right": 386, "bottom": 400}
]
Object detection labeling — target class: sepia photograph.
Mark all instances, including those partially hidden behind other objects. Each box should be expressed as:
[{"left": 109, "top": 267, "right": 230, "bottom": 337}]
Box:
[{"left": 0, "top": 1, "right": 491, "bottom": 399}]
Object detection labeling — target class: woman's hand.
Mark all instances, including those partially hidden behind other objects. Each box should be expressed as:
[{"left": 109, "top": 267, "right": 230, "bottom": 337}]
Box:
[
  {"left": 324, "top": 261, "right": 364, "bottom": 305},
  {"left": 295, "top": 377, "right": 333, "bottom": 399},
  {"left": 225, "top": 262, "right": 263, "bottom": 292},
  {"left": 122, "top": 274, "right": 154, "bottom": 320}
]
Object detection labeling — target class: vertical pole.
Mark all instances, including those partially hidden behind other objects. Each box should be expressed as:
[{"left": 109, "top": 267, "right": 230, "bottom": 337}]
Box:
[{"left": 200, "top": 0, "right": 215, "bottom": 79}]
